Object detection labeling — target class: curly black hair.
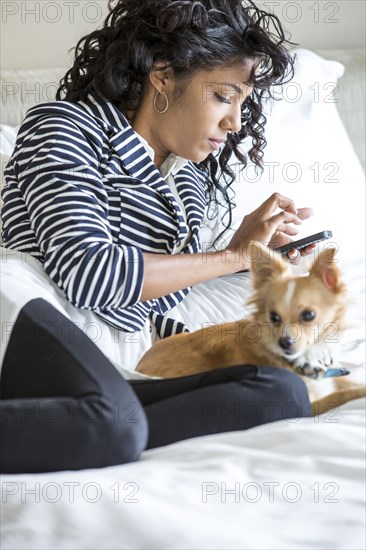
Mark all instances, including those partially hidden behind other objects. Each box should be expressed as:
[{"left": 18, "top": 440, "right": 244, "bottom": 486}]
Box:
[{"left": 56, "top": 0, "right": 295, "bottom": 248}]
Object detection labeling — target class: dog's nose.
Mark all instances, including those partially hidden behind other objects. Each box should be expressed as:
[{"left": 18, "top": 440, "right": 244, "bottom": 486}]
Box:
[{"left": 279, "top": 336, "right": 295, "bottom": 351}]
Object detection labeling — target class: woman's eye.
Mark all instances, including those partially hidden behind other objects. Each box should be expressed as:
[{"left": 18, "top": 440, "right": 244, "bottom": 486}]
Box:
[
  {"left": 269, "top": 311, "right": 281, "bottom": 325},
  {"left": 214, "top": 93, "right": 231, "bottom": 104},
  {"left": 300, "top": 310, "right": 316, "bottom": 322}
]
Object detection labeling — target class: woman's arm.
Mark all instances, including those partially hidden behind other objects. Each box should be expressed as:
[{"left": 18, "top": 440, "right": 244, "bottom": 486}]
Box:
[
  {"left": 10, "top": 114, "right": 145, "bottom": 311},
  {"left": 140, "top": 193, "right": 313, "bottom": 301},
  {"left": 140, "top": 248, "right": 238, "bottom": 301}
]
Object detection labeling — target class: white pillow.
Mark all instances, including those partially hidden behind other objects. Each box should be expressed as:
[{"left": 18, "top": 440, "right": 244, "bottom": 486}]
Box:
[
  {"left": 0, "top": 153, "right": 10, "bottom": 243},
  {"left": 200, "top": 48, "right": 366, "bottom": 263},
  {"left": 0, "top": 124, "right": 19, "bottom": 156},
  {"left": 0, "top": 68, "right": 66, "bottom": 127},
  {"left": 0, "top": 125, "right": 16, "bottom": 241}
]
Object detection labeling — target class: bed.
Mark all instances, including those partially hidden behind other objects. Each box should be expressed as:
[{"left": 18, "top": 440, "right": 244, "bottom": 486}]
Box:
[{"left": 0, "top": 48, "right": 365, "bottom": 549}]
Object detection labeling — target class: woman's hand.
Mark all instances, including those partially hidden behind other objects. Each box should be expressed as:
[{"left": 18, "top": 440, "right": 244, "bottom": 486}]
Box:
[
  {"left": 268, "top": 205, "right": 315, "bottom": 264},
  {"left": 140, "top": 193, "right": 314, "bottom": 301},
  {"left": 226, "top": 192, "right": 314, "bottom": 269}
]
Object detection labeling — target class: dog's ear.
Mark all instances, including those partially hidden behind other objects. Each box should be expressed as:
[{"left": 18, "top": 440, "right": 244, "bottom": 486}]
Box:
[
  {"left": 309, "top": 247, "right": 344, "bottom": 293},
  {"left": 247, "top": 242, "right": 289, "bottom": 288}
]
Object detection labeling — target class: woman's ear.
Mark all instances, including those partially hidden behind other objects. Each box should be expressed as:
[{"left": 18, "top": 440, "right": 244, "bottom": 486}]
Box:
[{"left": 149, "top": 63, "right": 175, "bottom": 92}]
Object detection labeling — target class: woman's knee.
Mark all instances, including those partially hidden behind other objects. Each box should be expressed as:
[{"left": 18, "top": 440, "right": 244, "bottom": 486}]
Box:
[
  {"left": 257, "top": 366, "right": 312, "bottom": 420},
  {"left": 202, "top": 365, "right": 311, "bottom": 429},
  {"left": 114, "top": 399, "right": 149, "bottom": 463},
  {"left": 81, "top": 397, "right": 149, "bottom": 467}
]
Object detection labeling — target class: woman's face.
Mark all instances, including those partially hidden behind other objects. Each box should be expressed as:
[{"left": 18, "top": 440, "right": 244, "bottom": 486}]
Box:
[{"left": 133, "top": 63, "right": 255, "bottom": 167}]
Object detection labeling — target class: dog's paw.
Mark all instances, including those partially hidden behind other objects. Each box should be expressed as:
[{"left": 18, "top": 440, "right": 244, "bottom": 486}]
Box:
[
  {"left": 293, "top": 344, "right": 336, "bottom": 379},
  {"left": 295, "top": 363, "right": 328, "bottom": 379}
]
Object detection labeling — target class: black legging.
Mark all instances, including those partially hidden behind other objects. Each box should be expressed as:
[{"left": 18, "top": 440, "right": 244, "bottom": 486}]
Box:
[{"left": 0, "top": 299, "right": 311, "bottom": 473}]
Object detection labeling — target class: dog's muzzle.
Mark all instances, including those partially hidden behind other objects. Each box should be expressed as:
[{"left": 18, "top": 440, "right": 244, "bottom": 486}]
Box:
[{"left": 279, "top": 336, "right": 296, "bottom": 352}]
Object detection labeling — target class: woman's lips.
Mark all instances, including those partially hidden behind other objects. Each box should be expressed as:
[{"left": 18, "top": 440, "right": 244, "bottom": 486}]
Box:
[{"left": 208, "top": 138, "right": 226, "bottom": 151}]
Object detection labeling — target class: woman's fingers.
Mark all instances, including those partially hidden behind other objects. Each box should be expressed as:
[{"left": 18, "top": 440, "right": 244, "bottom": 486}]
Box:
[
  {"left": 297, "top": 207, "right": 314, "bottom": 221},
  {"left": 286, "top": 249, "right": 302, "bottom": 264},
  {"left": 300, "top": 244, "right": 317, "bottom": 256},
  {"left": 230, "top": 195, "right": 314, "bottom": 261},
  {"left": 274, "top": 223, "right": 299, "bottom": 236},
  {"left": 261, "top": 192, "right": 298, "bottom": 217},
  {"left": 284, "top": 244, "right": 317, "bottom": 264},
  {"left": 269, "top": 210, "right": 302, "bottom": 230},
  {"left": 261, "top": 195, "right": 313, "bottom": 226}
]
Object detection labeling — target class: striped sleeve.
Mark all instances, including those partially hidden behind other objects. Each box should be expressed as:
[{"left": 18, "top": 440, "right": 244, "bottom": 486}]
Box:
[{"left": 14, "top": 115, "right": 144, "bottom": 310}]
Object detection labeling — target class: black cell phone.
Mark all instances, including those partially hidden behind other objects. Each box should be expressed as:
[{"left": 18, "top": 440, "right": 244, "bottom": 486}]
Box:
[{"left": 274, "top": 230, "right": 333, "bottom": 256}]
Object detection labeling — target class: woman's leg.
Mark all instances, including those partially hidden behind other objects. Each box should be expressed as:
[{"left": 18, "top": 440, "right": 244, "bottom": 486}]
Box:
[
  {"left": 131, "top": 365, "right": 312, "bottom": 449},
  {"left": 0, "top": 299, "right": 148, "bottom": 474},
  {"left": 0, "top": 298, "right": 312, "bottom": 472}
]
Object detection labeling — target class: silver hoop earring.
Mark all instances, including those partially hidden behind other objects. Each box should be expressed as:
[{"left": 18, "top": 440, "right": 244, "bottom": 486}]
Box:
[{"left": 153, "top": 91, "right": 169, "bottom": 114}]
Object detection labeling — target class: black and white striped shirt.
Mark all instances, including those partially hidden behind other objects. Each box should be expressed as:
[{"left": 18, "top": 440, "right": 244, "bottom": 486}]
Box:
[{"left": 1, "top": 90, "right": 208, "bottom": 337}]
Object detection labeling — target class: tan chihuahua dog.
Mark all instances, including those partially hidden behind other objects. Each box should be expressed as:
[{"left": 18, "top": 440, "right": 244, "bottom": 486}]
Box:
[{"left": 137, "top": 243, "right": 365, "bottom": 415}]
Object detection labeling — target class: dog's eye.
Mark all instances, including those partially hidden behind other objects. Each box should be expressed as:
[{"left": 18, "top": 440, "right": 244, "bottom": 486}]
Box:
[
  {"left": 300, "top": 310, "right": 316, "bottom": 322},
  {"left": 269, "top": 311, "right": 281, "bottom": 325}
]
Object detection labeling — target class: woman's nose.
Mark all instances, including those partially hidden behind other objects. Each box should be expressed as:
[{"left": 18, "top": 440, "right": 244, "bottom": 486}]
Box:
[{"left": 220, "top": 105, "right": 242, "bottom": 133}]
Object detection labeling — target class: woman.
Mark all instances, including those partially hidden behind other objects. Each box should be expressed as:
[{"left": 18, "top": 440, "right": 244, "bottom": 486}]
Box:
[{"left": 0, "top": 0, "right": 314, "bottom": 473}]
